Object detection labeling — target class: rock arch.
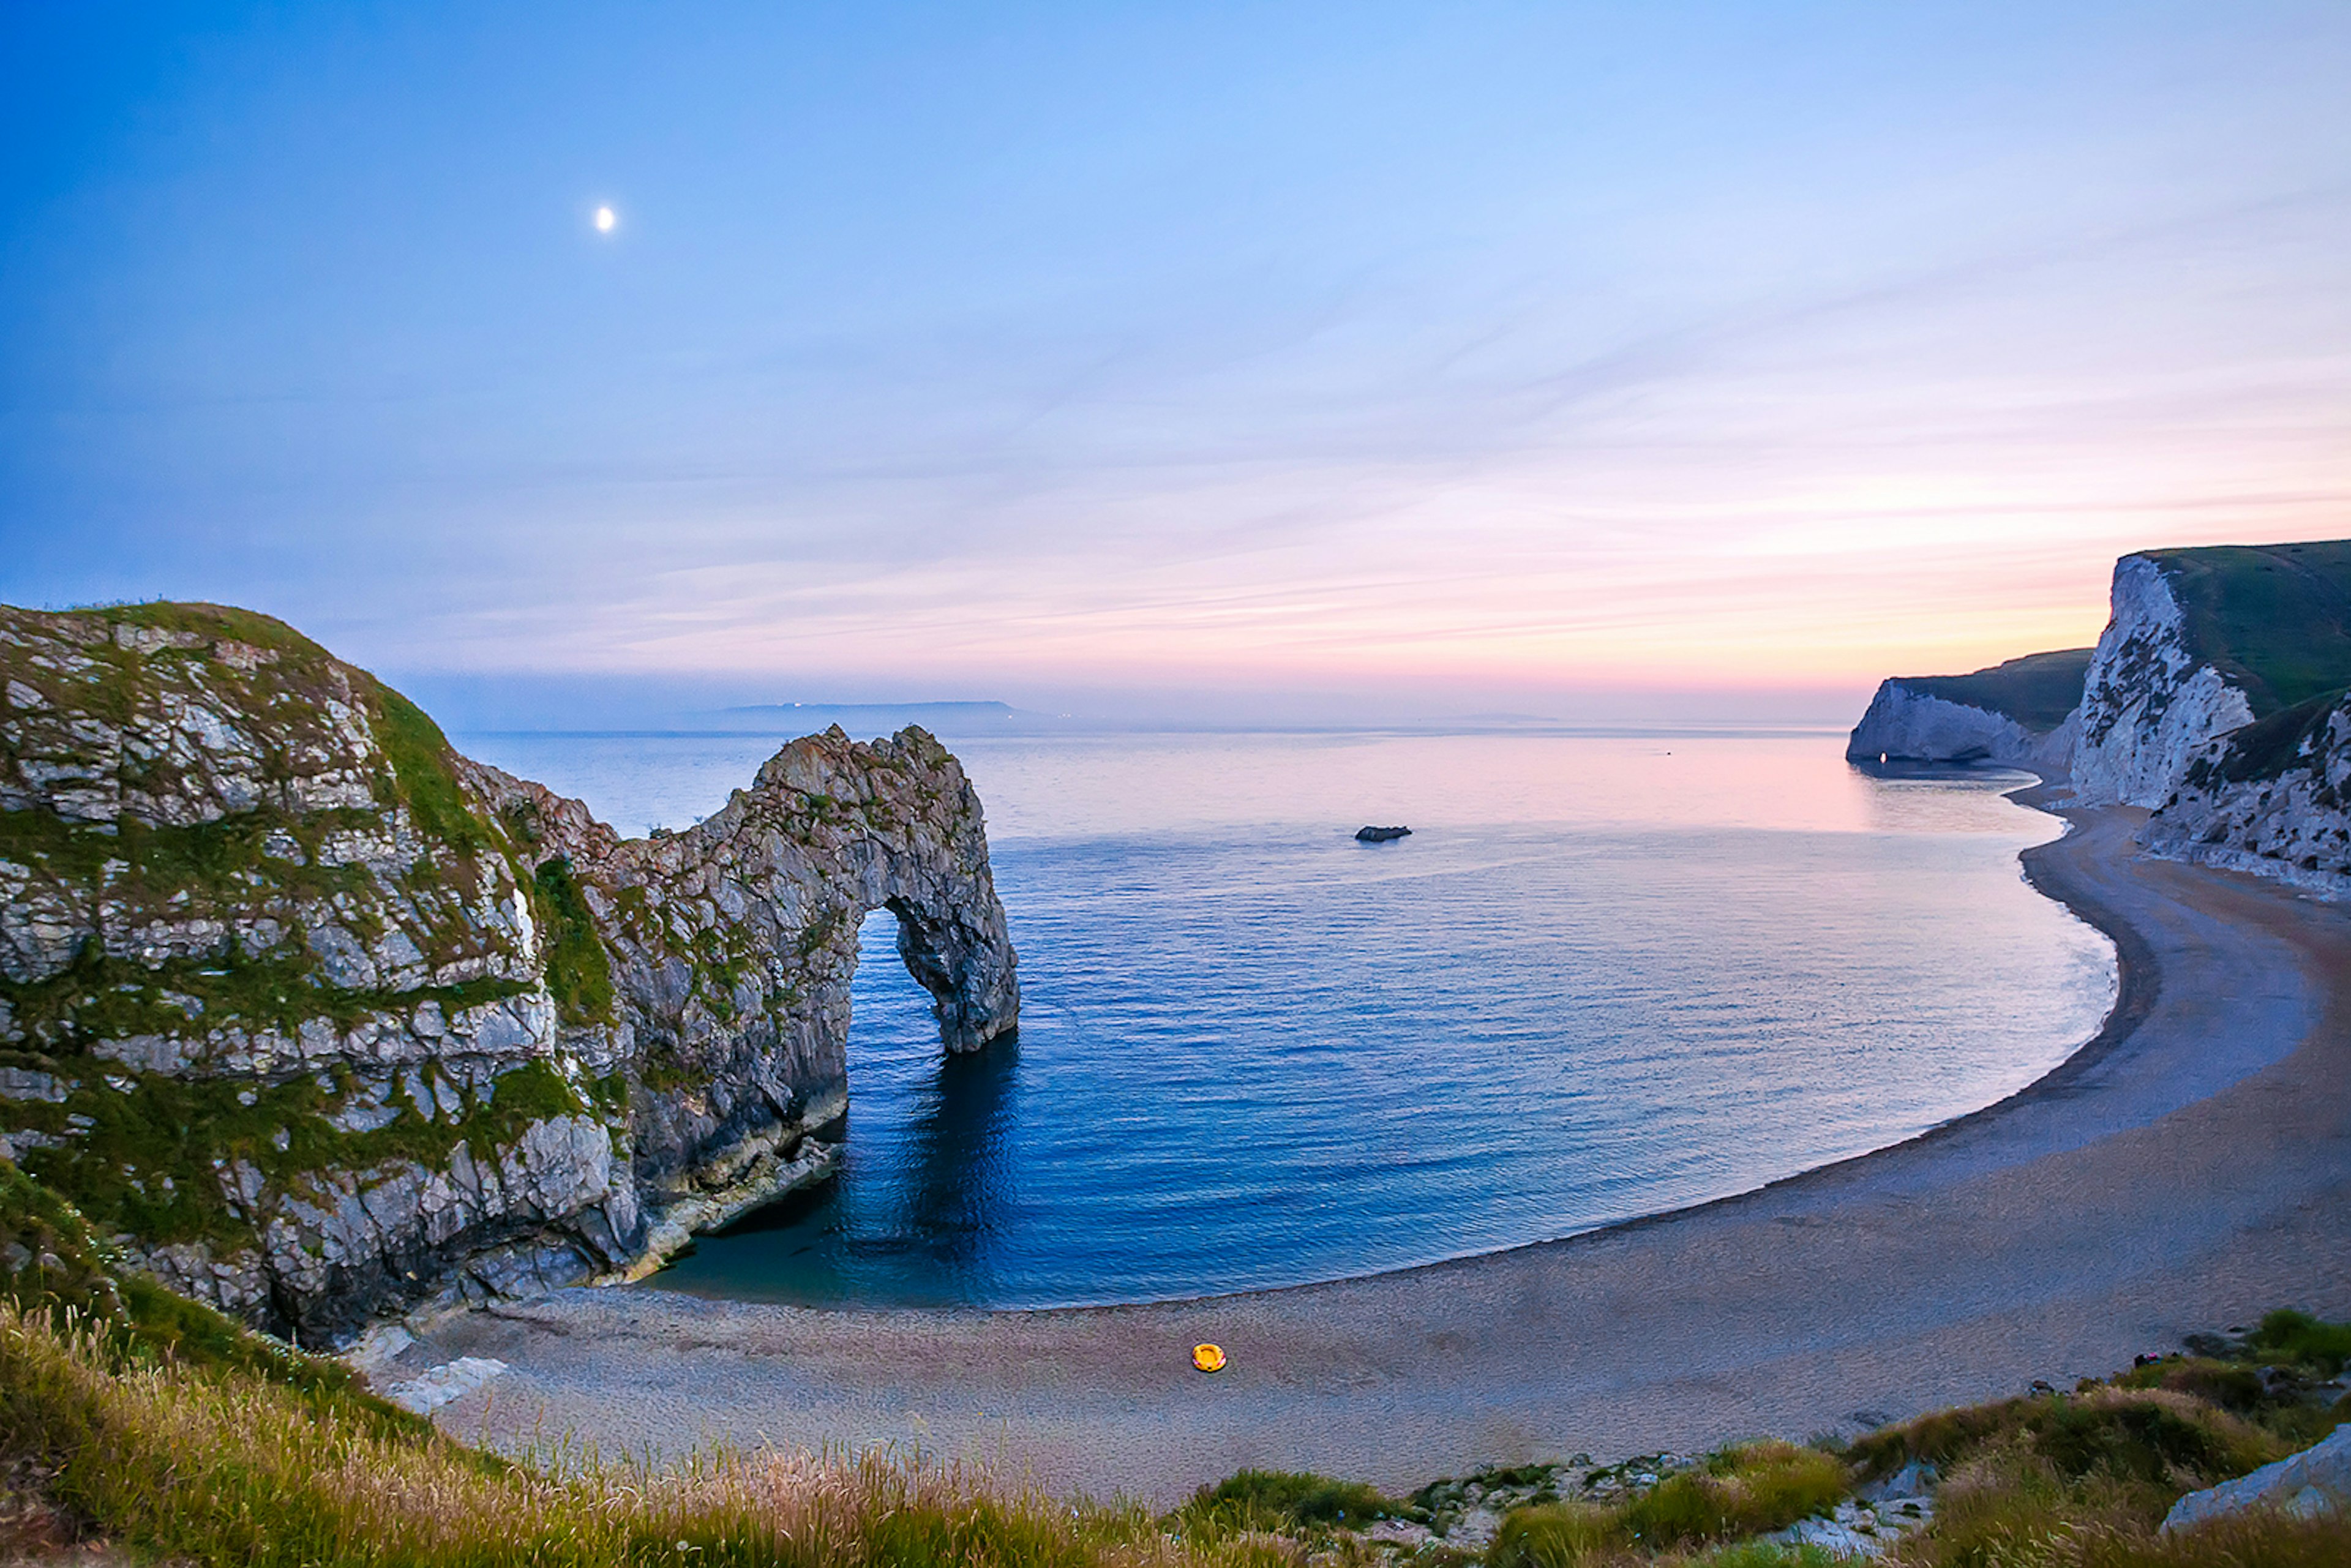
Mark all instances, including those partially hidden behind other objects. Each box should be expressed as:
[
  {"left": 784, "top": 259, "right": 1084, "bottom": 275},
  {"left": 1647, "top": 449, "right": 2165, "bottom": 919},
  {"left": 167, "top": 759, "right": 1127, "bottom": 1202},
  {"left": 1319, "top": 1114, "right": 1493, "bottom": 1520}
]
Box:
[{"left": 519, "top": 725, "right": 1021, "bottom": 1217}]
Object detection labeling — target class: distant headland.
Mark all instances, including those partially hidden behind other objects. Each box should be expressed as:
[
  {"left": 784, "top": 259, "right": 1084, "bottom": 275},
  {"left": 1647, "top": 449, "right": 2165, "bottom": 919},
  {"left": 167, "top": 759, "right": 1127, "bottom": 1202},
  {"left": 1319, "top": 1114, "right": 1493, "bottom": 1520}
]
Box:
[{"left": 1848, "top": 539, "right": 2351, "bottom": 902}]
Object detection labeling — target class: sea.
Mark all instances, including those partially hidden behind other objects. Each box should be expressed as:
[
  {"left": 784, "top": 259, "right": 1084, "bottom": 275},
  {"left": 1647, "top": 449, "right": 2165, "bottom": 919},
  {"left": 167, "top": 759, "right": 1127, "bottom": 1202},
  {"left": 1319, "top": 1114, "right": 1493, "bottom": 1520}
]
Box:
[{"left": 455, "top": 727, "right": 2117, "bottom": 1311}]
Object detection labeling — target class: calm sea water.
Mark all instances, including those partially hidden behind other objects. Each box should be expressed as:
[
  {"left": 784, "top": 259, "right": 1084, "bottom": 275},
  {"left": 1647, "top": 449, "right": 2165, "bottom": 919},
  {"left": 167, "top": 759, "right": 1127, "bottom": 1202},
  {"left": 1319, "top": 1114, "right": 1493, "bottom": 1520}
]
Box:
[{"left": 457, "top": 729, "right": 2116, "bottom": 1310}]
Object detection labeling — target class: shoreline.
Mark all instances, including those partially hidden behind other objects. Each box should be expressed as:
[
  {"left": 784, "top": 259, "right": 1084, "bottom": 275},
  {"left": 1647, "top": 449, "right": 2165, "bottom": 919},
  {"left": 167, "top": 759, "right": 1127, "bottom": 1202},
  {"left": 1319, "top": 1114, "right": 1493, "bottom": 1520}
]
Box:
[
  {"left": 629, "top": 771, "right": 2123, "bottom": 1319},
  {"left": 410, "top": 797, "right": 2351, "bottom": 1506}
]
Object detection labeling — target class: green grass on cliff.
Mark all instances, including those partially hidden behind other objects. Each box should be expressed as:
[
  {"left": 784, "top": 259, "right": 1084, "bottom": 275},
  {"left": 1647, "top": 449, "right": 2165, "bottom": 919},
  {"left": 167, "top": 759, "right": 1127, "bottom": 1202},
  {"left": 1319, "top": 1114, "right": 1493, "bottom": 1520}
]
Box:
[
  {"left": 2146, "top": 540, "right": 2351, "bottom": 717},
  {"left": 532, "top": 856, "right": 617, "bottom": 1027},
  {"left": 1897, "top": 648, "right": 2095, "bottom": 731},
  {"left": 2, "top": 602, "right": 639, "bottom": 1321}
]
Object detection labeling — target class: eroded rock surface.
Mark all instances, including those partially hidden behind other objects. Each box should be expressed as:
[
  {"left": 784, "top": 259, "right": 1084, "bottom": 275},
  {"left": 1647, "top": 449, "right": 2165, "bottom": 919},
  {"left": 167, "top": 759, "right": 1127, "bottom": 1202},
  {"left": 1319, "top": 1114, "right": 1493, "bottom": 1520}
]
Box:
[
  {"left": 0, "top": 602, "right": 1016, "bottom": 1341},
  {"left": 2072, "top": 555, "right": 2257, "bottom": 808},
  {"left": 2140, "top": 691, "right": 2351, "bottom": 899},
  {"left": 1845, "top": 684, "right": 2078, "bottom": 775},
  {"left": 2164, "top": 1423, "right": 2351, "bottom": 1532}
]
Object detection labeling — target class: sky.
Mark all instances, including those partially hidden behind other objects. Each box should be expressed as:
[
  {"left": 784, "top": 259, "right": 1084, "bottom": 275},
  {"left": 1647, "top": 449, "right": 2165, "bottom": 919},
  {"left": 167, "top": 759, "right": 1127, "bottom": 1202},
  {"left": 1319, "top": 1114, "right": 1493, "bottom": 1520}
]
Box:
[{"left": 2, "top": 1, "right": 2347, "bottom": 727}]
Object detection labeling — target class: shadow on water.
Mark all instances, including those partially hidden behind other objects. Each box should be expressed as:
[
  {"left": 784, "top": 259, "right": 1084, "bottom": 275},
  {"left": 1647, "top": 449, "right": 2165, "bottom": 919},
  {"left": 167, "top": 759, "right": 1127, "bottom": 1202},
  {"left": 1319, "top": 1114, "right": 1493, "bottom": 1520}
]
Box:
[
  {"left": 902, "top": 1035, "right": 1022, "bottom": 1267},
  {"left": 685, "top": 1033, "right": 1022, "bottom": 1305}
]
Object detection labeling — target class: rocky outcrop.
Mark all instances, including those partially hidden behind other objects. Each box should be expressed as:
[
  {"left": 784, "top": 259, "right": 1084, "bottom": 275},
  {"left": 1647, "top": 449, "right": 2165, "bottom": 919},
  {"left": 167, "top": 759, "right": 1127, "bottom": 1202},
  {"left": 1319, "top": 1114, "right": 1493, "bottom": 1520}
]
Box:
[
  {"left": 0, "top": 603, "right": 1017, "bottom": 1342},
  {"left": 1845, "top": 650, "right": 2090, "bottom": 776},
  {"left": 2138, "top": 690, "right": 2351, "bottom": 899},
  {"left": 1845, "top": 687, "right": 2077, "bottom": 775},
  {"left": 1849, "top": 541, "right": 2351, "bottom": 904},
  {"left": 462, "top": 726, "right": 1021, "bottom": 1228},
  {"left": 2071, "top": 555, "right": 2257, "bottom": 807},
  {"left": 2164, "top": 1423, "right": 2351, "bottom": 1532}
]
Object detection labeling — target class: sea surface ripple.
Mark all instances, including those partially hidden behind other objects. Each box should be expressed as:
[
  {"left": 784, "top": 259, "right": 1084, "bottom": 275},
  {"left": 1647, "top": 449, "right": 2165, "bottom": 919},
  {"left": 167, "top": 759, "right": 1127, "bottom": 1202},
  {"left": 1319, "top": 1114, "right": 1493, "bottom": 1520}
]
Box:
[{"left": 457, "top": 729, "right": 2117, "bottom": 1309}]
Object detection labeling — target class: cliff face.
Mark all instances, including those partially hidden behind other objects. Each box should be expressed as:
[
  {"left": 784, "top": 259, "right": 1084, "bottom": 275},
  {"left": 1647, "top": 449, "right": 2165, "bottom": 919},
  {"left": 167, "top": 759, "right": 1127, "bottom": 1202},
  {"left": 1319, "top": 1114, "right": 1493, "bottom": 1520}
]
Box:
[
  {"left": 0, "top": 604, "right": 1016, "bottom": 1342},
  {"left": 2070, "top": 556, "right": 2257, "bottom": 808},
  {"left": 2138, "top": 692, "right": 2351, "bottom": 899},
  {"left": 1848, "top": 539, "right": 2351, "bottom": 904},
  {"left": 1845, "top": 649, "right": 2089, "bottom": 775},
  {"left": 1845, "top": 686, "right": 2079, "bottom": 775}
]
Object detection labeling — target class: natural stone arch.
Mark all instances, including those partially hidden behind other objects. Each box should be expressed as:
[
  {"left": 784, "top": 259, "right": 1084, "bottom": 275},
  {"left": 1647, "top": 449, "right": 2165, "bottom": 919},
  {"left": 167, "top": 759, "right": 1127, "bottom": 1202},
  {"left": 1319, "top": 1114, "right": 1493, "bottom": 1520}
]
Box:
[{"left": 542, "top": 726, "right": 1021, "bottom": 1210}]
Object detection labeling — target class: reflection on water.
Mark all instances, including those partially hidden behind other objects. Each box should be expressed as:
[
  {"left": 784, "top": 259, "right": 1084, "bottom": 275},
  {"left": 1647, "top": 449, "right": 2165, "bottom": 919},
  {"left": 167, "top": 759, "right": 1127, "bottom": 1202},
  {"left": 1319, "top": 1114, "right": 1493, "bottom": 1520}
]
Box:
[
  {"left": 689, "top": 986, "right": 1021, "bottom": 1307},
  {"left": 459, "top": 730, "right": 2120, "bottom": 1310},
  {"left": 896, "top": 1038, "right": 1020, "bottom": 1283}
]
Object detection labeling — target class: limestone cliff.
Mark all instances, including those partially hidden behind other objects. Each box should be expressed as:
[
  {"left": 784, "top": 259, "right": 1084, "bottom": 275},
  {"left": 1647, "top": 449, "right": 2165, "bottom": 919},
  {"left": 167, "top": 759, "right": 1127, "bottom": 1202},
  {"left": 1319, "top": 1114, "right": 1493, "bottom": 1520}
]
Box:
[
  {"left": 2069, "top": 556, "right": 2257, "bottom": 806},
  {"left": 1845, "top": 650, "right": 2088, "bottom": 775},
  {"left": 0, "top": 602, "right": 1017, "bottom": 1342},
  {"left": 2071, "top": 542, "right": 2351, "bottom": 808},
  {"left": 2138, "top": 691, "right": 2351, "bottom": 899},
  {"left": 1849, "top": 539, "right": 2351, "bottom": 904}
]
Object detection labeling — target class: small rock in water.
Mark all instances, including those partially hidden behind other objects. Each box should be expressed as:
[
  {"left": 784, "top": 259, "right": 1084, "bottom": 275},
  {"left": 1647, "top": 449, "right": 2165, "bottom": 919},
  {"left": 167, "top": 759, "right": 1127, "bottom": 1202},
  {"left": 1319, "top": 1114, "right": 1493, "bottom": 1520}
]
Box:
[{"left": 1355, "top": 825, "right": 1412, "bottom": 843}]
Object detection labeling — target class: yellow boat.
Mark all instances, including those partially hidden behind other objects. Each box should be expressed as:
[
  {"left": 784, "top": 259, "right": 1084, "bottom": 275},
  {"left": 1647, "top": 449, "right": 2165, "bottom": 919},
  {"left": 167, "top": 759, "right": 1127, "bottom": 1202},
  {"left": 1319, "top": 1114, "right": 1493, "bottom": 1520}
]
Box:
[{"left": 1191, "top": 1343, "right": 1226, "bottom": 1373}]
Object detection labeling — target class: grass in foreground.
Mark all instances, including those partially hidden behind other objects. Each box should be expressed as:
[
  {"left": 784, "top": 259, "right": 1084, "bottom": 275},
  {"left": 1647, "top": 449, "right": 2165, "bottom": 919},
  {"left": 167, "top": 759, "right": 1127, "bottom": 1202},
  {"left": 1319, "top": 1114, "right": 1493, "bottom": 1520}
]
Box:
[
  {"left": 7, "top": 1157, "right": 2351, "bottom": 1567},
  {"left": 2, "top": 1301, "right": 1297, "bottom": 1568},
  {"left": 6, "top": 1294, "right": 2351, "bottom": 1568}
]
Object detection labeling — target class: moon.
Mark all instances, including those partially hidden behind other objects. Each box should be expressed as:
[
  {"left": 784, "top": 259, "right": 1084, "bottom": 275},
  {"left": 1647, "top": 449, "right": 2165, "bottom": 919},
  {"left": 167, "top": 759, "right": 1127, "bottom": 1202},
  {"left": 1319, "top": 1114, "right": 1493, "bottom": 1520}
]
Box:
[{"left": 594, "top": 205, "right": 617, "bottom": 233}]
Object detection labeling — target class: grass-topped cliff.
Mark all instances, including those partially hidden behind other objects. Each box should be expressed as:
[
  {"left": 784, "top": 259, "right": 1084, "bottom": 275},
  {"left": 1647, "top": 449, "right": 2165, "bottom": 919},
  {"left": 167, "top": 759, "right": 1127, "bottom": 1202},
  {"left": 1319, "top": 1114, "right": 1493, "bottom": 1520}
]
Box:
[
  {"left": 1890, "top": 648, "right": 2094, "bottom": 732},
  {"left": 1850, "top": 539, "right": 2351, "bottom": 846},
  {"left": 1, "top": 599, "right": 1018, "bottom": 1343},
  {"left": 2142, "top": 541, "right": 2351, "bottom": 718},
  {"left": 6, "top": 1159, "right": 2349, "bottom": 1566}
]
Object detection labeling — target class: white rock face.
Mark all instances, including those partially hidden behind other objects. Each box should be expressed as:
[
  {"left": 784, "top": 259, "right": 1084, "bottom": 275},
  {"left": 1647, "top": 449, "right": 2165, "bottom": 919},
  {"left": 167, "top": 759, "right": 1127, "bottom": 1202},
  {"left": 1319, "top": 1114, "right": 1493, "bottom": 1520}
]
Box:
[
  {"left": 2139, "top": 694, "right": 2351, "bottom": 901},
  {"left": 2164, "top": 1423, "right": 2351, "bottom": 1532},
  {"left": 2071, "top": 555, "right": 2255, "bottom": 806},
  {"left": 1847, "top": 685, "right": 2077, "bottom": 776}
]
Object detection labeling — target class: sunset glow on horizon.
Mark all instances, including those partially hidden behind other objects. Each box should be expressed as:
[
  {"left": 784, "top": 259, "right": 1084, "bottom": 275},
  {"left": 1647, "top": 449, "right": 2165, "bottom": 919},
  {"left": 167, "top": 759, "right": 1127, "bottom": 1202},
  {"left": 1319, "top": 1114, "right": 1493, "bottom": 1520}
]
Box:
[{"left": 3, "top": 3, "right": 2346, "bottom": 725}]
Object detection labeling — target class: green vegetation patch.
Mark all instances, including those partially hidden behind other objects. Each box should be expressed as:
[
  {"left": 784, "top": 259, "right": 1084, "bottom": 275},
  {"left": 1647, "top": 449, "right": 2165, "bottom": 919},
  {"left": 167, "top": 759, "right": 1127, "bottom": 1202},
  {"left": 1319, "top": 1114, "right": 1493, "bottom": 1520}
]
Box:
[
  {"left": 10, "top": 1049, "right": 590, "bottom": 1250},
  {"left": 1490, "top": 1499, "right": 1624, "bottom": 1568},
  {"left": 1621, "top": 1442, "right": 1848, "bottom": 1550},
  {"left": 105, "top": 602, "right": 338, "bottom": 665},
  {"left": 1482, "top": 1442, "right": 1846, "bottom": 1565},
  {"left": 0, "top": 1158, "right": 393, "bottom": 1416},
  {"left": 353, "top": 677, "right": 492, "bottom": 861},
  {"left": 0, "top": 802, "right": 378, "bottom": 906},
  {"left": 2243, "top": 1308, "right": 2351, "bottom": 1375},
  {"left": 2147, "top": 540, "right": 2351, "bottom": 716},
  {"left": 1177, "top": 1468, "right": 1401, "bottom": 1534},
  {"left": 1900, "top": 648, "right": 2095, "bottom": 732},
  {"left": 1, "top": 939, "right": 530, "bottom": 1054},
  {"left": 531, "top": 857, "right": 615, "bottom": 1027},
  {"left": 1848, "top": 1386, "right": 2283, "bottom": 1491},
  {"left": 2191, "top": 689, "right": 2350, "bottom": 786}
]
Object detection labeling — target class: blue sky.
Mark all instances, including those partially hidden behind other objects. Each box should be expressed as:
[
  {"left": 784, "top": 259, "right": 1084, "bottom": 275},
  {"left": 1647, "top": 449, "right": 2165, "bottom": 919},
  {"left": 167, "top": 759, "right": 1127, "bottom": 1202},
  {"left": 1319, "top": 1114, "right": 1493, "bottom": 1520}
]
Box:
[{"left": 3, "top": 2, "right": 2346, "bottom": 724}]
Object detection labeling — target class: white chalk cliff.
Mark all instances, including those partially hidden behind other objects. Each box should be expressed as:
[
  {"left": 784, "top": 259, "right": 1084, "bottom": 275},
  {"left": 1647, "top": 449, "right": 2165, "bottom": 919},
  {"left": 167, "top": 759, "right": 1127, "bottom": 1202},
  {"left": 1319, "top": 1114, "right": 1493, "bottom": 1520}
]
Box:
[
  {"left": 2069, "top": 555, "right": 2257, "bottom": 808},
  {"left": 2138, "top": 694, "right": 2351, "bottom": 900},
  {"left": 1845, "top": 686, "right": 2078, "bottom": 775}
]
